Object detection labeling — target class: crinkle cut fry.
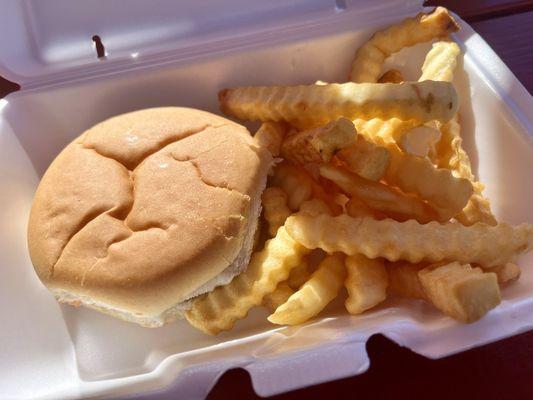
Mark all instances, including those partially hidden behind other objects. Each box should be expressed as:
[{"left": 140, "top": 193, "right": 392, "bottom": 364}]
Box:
[
  {"left": 420, "top": 41, "right": 460, "bottom": 83},
  {"left": 268, "top": 253, "right": 346, "bottom": 325},
  {"left": 438, "top": 117, "right": 497, "bottom": 225},
  {"left": 349, "top": 6, "right": 459, "bottom": 82},
  {"left": 353, "top": 120, "right": 473, "bottom": 219},
  {"left": 254, "top": 122, "right": 288, "bottom": 157},
  {"left": 320, "top": 163, "right": 439, "bottom": 224},
  {"left": 385, "top": 142, "right": 473, "bottom": 216},
  {"left": 263, "top": 281, "right": 295, "bottom": 313},
  {"left": 419, "top": 41, "right": 497, "bottom": 225},
  {"left": 271, "top": 162, "right": 342, "bottom": 214},
  {"left": 185, "top": 226, "right": 309, "bottom": 335},
  {"left": 285, "top": 214, "right": 533, "bottom": 268},
  {"left": 281, "top": 117, "right": 357, "bottom": 164},
  {"left": 219, "top": 81, "right": 458, "bottom": 127},
  {"left": 335, "top": 134, "right": 391, "bottom": 182},
  {"left": 262, "top": 187, "right": 291, "bottom": 237},
  {"left": 345, "top": 254, "right": 388, "bottom": 314}
]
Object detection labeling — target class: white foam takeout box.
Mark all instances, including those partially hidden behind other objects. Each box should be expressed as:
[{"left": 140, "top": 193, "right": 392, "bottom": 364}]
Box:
[{"left": 0, "top": 0, "right": 532, "bottom": 398}]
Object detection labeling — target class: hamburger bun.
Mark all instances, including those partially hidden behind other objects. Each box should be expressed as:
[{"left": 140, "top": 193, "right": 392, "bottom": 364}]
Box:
[{"left": 27, "top": 107, "right": 272, "bottom": 327}]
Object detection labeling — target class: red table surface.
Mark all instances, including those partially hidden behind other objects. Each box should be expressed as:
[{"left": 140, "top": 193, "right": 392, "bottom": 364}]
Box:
[{"left": 1, "top": 1, "right": 531, "bottom": 399}]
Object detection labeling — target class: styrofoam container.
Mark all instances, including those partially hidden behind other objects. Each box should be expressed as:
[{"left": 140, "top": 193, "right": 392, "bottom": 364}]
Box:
[{"left": 1, "top": 0, "right": 532, "bottom": 399}]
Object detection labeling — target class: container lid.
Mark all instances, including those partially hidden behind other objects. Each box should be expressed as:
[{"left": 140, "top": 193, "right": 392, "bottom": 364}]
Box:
[{"left": 0, "top": 0, "right": 422, "bottom": 88}]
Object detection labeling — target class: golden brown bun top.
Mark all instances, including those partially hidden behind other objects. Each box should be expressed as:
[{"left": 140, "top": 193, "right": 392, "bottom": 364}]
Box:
[{"left": 28, "top": 107, "right": 272, "bottom": 317}]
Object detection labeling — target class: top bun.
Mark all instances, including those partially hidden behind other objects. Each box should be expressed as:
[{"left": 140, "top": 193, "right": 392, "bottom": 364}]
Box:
[{"left": 27, "top": 107, "right": 272, "bottom": 326}]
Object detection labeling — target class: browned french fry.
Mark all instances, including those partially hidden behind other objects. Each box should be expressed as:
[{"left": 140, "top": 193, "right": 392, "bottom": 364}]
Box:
[
  {"left": 418, "top": 262, "right": 501, "bottom": 323},
  {"left": 219, "top": 81, "right": 458, "bottom": 127},
  {"left": 281, "top": 118, "right": 356, "bottom": 164},
  {"left": 285, "top": 213, "right": 533, "bottom": 268},
  {"left": 254, "top": 122, "right": 288, "bottom": 157},
  {"left": 320, "top": 164, "right": 438, "bottom": 223},
  {"left": 262, "top": 187, "right": 291, "bottom": 237},
  {"left": 378, "top": 69, "right": 404, "bottom": 84},
  {"left": 345, "top": 254, "right": 388, "bottom": 314},
  {"left": 335, "top": 135, "right": 391, "bottom": 181},
  {"left": 349, "top": 7, "right": 459, "bottom": 82}
]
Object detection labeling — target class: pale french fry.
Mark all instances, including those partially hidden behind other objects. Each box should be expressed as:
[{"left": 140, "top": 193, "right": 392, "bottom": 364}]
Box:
[
  {"left": 353, "top": 118, "right": 415, "bottom": 144},
  {"left": 285, "top": 214, "right": 533, "bottom": 268},
  {"left": 271, "top": 163, "right": 313, "bottom": 211},
  {"left": 357, "top": 42, "right": 457, "bottom": 155},
  {"left": 299, "top": 198, "right": 332, "bottom": 217},
  {"left": 402, "top": 41, "right": 459, "bottom": 160},
  {"left": 418, "top": 262, "right": 501, "bottom": 323},
  {"left": 349, "top": 7, "right": 459, "bottom": 82},
  {"left": 385, "top": 143, "right": 473, "bottom": 218},
  {"left": 335, "top": 135, "right": 391, "bottom": 181},
  {"left": 287, "top": 258, "right": 313, "bottom": 290},
  {"left": 399, "top": 124, "right": 441, "bottom": 158},
  {"left": 457, "top": 191, "right": 497, "bottom": 226},
  {"left": 345, "top": 254, "right": 389, "bottom": 314},
  {"left": 378, "top": 69, "right": 404, "bottom": 84},
  {"left": 418, "top": 42, "right": 496, "bottom": 225},
  {"left": 271, "top": 162, "right": 342, "bottom": 214},
  {"left": 254, "top": 122, "right": 288, "bottom": 157},
  {"left": 281, "top": 118, "right": 357, "bottom": 164},
  {"left": 268, "top": 253, "right": 346, "bottom": 325},
  {"left": 388, "top": 260, "right": 518, "bottom": 299},
  {"left": 483, "top": 262, "right": 521, "bottom": 284},
  {"left": 262, "top": 187, "right": 291, "bottom": 237},
  {"left": 288, "top": 199, "right": 331, "bottom": 291},
  {"left": 438, "top": 117, "right": 497, "bottom": 225},
  {"left": 420, "top": 41, "right": 461, "bottom": 83},
  {"left": 387, "top": 261, "right": 427, "bottom": 299},
  {"left": 263, "top": 282, "right": 295, "bottom": 313},
  {"left": 219, "top": 81, "right": 458, "bottom": 127},
  {"left": 320, "top": 164, "right": 438, "bottom": 223},
  {"left": 354, "top": 119, "right": 473, "bottom": 219},
  {"left": 186, "top": 227, "right": 310, "bottom": 334},
  {"left": 345, "top": 196, "right": 381, "bottom": 219}
]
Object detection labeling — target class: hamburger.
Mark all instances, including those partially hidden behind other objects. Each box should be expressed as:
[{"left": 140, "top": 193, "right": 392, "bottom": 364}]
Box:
[{"left": 27, "top": 107, "right": 273, "bottom": 327}]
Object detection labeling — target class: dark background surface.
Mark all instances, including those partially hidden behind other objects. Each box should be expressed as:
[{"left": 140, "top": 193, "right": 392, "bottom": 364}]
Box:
[{"left": 1, "top": 1, "right": 532, "bottom": 399}]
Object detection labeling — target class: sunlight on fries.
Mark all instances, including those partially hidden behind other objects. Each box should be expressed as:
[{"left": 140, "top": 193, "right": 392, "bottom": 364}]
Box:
[{"left": 184, "top": 7, "right": 532, "bottom": 335}]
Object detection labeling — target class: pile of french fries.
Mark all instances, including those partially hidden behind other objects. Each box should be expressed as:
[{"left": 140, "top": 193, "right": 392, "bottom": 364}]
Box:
[{"left": 185, "top": 7, "right": 533, "bottom": 335}]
